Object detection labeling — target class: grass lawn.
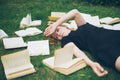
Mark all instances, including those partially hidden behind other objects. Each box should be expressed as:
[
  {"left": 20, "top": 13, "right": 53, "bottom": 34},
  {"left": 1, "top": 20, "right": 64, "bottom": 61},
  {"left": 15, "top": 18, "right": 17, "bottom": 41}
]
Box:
[{"left": 0, "top": 0, "right": 120, "bottom": 80}]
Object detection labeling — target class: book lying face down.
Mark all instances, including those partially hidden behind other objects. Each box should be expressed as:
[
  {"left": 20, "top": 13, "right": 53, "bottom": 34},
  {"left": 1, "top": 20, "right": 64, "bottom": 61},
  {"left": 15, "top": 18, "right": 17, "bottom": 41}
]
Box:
[{"left": 42, "top": 46, "right": 87, "bottom": 75}]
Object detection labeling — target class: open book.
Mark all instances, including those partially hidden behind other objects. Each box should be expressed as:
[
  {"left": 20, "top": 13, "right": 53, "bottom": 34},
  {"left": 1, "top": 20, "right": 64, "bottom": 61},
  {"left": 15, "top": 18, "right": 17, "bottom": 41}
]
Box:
[
  {"left": 15, "top": 27, "right": 43, "bottom": 37},
  {"left": 3, "top": 37, "right": 27, "bottom": 49},
  {"left": 100, "top": 17, "right": 120, "bottom": 24},
  {"left": 27, "top": 40, "right": 50, "bottom": 56},
  {"left": 48, "top": 12, "right": 66, "bottom": 21},
  {"left": 42, "top": 46, "right": 87, "bottom": 75},
  {"left": 101, "top": 23, "right": 120, "bottom": 30},
  {"left": 0, "top": 29, "right": 8, "bottom": 39},
  {"left": 20, "top": 14, "right": 42, "bottom": 28},
  {"left": 81, "top": 13, "right": 100, "bottom": 26},
  {"left": 1, "top": 49, "right": 36, "bottom": 80}
]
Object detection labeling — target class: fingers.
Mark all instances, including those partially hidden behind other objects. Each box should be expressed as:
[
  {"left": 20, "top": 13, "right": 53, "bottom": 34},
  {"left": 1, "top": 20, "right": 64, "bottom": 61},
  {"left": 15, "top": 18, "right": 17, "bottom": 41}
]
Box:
[
  {"left": 44, "top": 30, "right": 52, "bottom": 36},
  {"left": 96, "top": 63, "right": 104, "bottom": 73},
  {"left": 44, "top": 26, "right": 52, "bottom": 36},
  {"left": 92, "top": 63, "right": 108, "bottom": 77}
]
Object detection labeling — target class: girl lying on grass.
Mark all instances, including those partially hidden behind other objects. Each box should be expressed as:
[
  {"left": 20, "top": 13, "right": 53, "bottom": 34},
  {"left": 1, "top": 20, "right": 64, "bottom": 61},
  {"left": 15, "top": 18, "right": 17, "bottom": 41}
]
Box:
[{"left": 44, "top": 9, "right": 120, "bottom": 77}]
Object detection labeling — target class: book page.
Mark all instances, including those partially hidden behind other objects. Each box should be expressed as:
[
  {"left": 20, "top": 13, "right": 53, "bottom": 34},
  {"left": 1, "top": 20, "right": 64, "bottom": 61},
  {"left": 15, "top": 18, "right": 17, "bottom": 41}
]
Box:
[
  {"left": 25, "top": 27, "right": 42, "bottom": 36},
  {"left": 27, "top": 40, "right": 50, "bottom": 56},
  {"left": 20, "top": 17, "right": 28, "bottom": 28},
  {"left": 5, "top": 64, "right": 34, "bottom": 75},
  {"left": 54, "top": 46, "right": 74, "bottom": 67},
  {"left": 0, "top": 29, "right": 8, "bottom": 39},
  {"left": 100, "top": 17, "right": 113, "bottom": 24},
  {"left": 26, "top": 14, "right": 32, "bottom": 26},
  {"left": 81, "top": 13, "right": 92, "bottom": 22},
  {"left": 101, "top": 24, "right": 113, "bottom": 30},
  {"left": 112, "top": 23, "right": 120, "bottom": 30},
  {"left": 15, "top": 30, "right": 28, "bottom": 37},
  {"left": 42, "top": 57, "right": 54, "bottom": 68},
  {"left": 15, "top": 27, "right": 42, "bottom": 37},
  {"left": 51, "top": 12, "right": 66, "bottom": 17},
  {"left": 30, "top": 20, "right": 42, "bottom": 26},
  {"left": 88, "top": 16, "right": 100, "bottom": 26},
  {"left": 3, "top": 37, "right": 27, "bottom": 49},
  {"left": 56, "top": 58, "right": 82, "bottom": 68}
]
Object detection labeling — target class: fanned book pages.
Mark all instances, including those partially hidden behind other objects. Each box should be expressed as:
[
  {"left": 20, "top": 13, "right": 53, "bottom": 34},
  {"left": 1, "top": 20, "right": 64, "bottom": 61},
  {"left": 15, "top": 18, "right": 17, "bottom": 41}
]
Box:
[
  {"left": 1, "top": 50, "right": 36, "bottom": 80},
  {"left": 42, "top": 46, "right": 87, "bottom": 75},
  {"left": 0, "top": 29, "right": 8, "bottom": 39},
  {"left": 3, "top": 37, "right": 27, "bottom": 49},
  {"left": 20, "top": 14, "right": 42, "bottom": 28},
  {"left": 27, "top": 40, "right": 50, "bottom": 56},
  {"left": 15, "top": 27, "right": 43, "bottom": 37}
]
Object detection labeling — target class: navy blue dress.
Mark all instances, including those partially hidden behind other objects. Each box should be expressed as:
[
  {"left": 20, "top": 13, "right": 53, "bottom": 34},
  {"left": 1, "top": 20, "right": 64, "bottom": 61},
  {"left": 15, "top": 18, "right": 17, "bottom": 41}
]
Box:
[{"left": 61, "top": 23, "right": 120, "bottom": 68}]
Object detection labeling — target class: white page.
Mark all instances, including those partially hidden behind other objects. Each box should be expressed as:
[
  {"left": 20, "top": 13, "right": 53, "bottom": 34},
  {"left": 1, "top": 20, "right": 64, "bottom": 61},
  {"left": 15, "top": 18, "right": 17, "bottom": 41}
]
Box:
[
  {"left": 54, "top": 46, "right": 74, "bottom": 67},
  {"left": 57, "top": 58, "right": 82, "bottom": 68},
  {"left": 30, "top": 20, "right": 42, "bottom": 26},
  {"left": 15, "top": 30, "right": 28, "bottom": 37},
  {"left": 5, "top": 64, "right": 34, "bottom": 75},
  {"left": 42, "top": 57, "right": 54, "bottom": 68},
  {"left": 51, "top": 12, "right": 66, "bottom": 17},
  {"left": 20, "top": 13, "right": 42, "bottom": 28},
  {"left": 26, "top": 14, "right": 32, "bottom": 26},
  {"left": 25, "top": 27, "right": 42, "bottom": 36},
  {"left": 15, "top": 27, "right": 42, "bottom": 37},
  {"left": 88, "top": 16, "right": 100, "bottom": 26},
  {"left": 0, "top": 29, "right": 8, "bottom": 39},
  {"left": 100, "top": 17, "right": 113, "bottom": 23},
  {"left": 112, "top": 23, "right": 120, "bottom": 30},
  {"left": 81, "top": 13, "right": 92, "bottom": 22},
  {"left": 27, "top": 40, "right": 50, "bottom": 56},
  {"left": 3, "top": 37, "right": 27, "bottom": 49}
]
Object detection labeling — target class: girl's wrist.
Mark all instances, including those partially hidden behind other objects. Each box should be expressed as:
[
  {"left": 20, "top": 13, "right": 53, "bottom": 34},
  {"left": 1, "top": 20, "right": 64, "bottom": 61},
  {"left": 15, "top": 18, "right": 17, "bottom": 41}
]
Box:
[{"left": 84, "top": 59, "right": 94, "bottom": 67}]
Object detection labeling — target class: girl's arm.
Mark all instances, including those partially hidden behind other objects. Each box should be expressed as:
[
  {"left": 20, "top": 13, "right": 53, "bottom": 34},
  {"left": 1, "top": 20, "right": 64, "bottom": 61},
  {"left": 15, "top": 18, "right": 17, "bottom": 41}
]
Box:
[
  {"left": 44, "top": 9, "right": 86, "bottom": 36},
  {"left": 64, "top": 42, "right": 108, "bottom": 77}
]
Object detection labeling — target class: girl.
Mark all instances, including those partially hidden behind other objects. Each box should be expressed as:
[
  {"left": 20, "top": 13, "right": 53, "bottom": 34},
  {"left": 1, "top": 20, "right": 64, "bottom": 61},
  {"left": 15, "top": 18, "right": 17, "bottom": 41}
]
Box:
[{"left": 44, "top": 9, "right": 120, "bottom": 77}]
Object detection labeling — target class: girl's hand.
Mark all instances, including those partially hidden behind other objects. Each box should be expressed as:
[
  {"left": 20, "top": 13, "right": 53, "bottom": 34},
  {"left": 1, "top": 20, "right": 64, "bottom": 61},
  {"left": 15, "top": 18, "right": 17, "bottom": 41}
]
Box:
[
  {"left": 90, "top": 62, "right": 108, "bottom": 77},
  {"left": 44, "top": 24, "right": 57, "bottom": 36}
]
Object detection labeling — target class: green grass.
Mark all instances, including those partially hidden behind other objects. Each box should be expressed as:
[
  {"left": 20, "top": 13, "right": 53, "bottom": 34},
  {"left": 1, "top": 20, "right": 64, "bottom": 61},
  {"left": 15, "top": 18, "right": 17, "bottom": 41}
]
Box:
[{"left": 0, "top": 0, "right": 120, "bottom": 80}]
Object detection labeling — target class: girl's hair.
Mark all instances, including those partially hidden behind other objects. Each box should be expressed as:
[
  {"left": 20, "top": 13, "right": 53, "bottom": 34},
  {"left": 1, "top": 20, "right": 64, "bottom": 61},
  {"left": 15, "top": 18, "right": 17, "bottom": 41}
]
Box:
[{"left": 48, "top": 36, "right": 59, "bottom": 44}]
